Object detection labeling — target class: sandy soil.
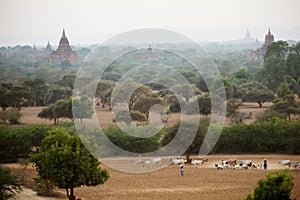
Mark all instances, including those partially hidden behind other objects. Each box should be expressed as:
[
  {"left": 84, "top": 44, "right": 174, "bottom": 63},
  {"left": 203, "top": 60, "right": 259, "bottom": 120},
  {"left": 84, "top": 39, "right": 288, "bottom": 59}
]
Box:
[
  {"left": 6, "top": 154, "right": 300, "bottom": 200},
  {"left": 19, "top": 102, "right": 272, "bottom": 127}
]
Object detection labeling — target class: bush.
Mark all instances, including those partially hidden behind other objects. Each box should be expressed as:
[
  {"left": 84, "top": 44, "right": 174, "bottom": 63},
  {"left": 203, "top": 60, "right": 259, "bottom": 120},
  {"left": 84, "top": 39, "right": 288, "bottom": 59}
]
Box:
[
  {"left": 246, "top": 170, "right": 294, "bottom": 200},
  {"left": 0, "top": 166, "right": 22, "bottom": 199},
  {"left": 212, "top": 118, "right": 300, "bottom": 154},
  {"left": 0, "top": 109, "right": 22, "bottom": 124},
  {"left": 0, "top": 125, "right": 51, "bottom": 163},
  {"left": 103, "top": 126, "right": 160, "bottom": 154}
]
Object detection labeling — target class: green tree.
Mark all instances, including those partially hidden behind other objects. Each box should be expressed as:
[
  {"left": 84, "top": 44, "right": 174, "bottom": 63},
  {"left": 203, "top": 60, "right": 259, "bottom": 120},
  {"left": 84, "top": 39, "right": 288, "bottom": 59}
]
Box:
[
  {"left": 286, "top": 42, "right": 300, "bottom": 80},
  {"left": 38, "top": 99, "right": 73, "bottom": 125},
  {"left": 263, "top": 41, "right": 289, "bottom": 91},
  {"left": 132, "top": 96, "right": 164, "bottom": 118},
  {"left": 113, "top": 110, "right": 147, "bottom": 124},
  {"left": 55, "top": 75, "right": 76, "bottom": 89},
  {"left": 22, "top": 78, "right": 47, "bottom": 106},
  {"left": 172, "top": 84, "right": 201, "bottom": 102},
  {"left": 44, "top": 86, "right": 72, "bottom": 105},
  {"left": 113, "top": 81, "right": 152, "bottom": 110},
  {"left": 232, "top": 68, "right": 250, "bottom": 85},
  {"left": 72, "top": 96, "right": 94, "bottom": 124},
  {"left": 0, "top": 166, "right": 22, "bottom": 200},
  {"left": 238, "top": 82, "right": 274, "bottom": 107},
  {"left": 246, "top": 170, "right": 294, "bottom": 200},
  {"left": 31, "top": 129, "right": 109, "bottom": 200},
  {"left": 161, "top": 117, "right": 211, "bottom": 162},
  {"left": 269, "top": 99, "right": 300, "bottom": 122},
  {"left": 0, "top": 83, "right": 12, "bottom": 111},
  {"left": 197, "top": 95, "right": 212, "bottom": 115},
  {"left": 8, "top": 85, "right": 32, "bottom": 109},
  {"left": 95, "top": 80, "right": 115, "bottom": 108},
  {"left": 276, "top": 81, "right": 291, "bottom": 100}
]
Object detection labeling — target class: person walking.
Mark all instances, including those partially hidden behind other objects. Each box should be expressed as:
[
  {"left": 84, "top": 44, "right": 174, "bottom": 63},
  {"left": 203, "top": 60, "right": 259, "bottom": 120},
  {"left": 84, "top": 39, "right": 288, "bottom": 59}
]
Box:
[
  {"left": 180, "top": 164, "right": 184, "bottom": 176},
  {"left": 263, "top": 159, "right": 267, "bottom": 170}
]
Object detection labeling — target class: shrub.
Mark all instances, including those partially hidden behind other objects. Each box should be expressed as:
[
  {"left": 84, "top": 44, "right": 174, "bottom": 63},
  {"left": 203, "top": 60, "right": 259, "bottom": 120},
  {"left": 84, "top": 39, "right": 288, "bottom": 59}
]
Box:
[
  {"left": 0, "top": 166, "right": 22, "bottom": 199},
  {"left": 246, "top": 170, "right": 294, "bottom": 200},
  {"left": 0, "top": 109, "right": 22, "bottom": 124}
]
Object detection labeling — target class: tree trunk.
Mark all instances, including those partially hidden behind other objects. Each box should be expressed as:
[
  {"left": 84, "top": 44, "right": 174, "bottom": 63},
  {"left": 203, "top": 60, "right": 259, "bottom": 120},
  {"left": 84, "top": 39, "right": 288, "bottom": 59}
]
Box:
[
  {"left": 66, "top": 187, "right": 76, "bottom": 200},
  {"left": 70, "top": 187, "right": 76, "bottom": 200},
  {"left": 185, "top": 147, "right": 193, "bottom": 163},
  {"left": 258, "top": 102, "right": 263, "bottom": 108}
]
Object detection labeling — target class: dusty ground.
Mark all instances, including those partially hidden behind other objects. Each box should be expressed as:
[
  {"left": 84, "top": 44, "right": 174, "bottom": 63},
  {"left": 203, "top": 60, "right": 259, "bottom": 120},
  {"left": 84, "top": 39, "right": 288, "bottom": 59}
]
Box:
[
  {"left": 19, "top": 102, "right": 272, "bottom": 127},
  {"left": 6, "top": 154, "right": 300, "bottom": 200}
]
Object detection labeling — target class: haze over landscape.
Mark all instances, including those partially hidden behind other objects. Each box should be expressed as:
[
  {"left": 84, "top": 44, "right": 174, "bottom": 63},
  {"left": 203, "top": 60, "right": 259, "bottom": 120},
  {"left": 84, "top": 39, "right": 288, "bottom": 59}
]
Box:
[{"left": 0, "top": 0, "right": 300, "bottom": 46}]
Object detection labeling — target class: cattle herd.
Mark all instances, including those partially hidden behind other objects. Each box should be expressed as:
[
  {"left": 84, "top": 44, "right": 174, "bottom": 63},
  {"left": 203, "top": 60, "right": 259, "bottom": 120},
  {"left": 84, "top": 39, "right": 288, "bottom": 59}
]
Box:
[
  {"left": 279, "top": 160, "right": 300, "bottom": 170},
  {"left": 131, "top": 157, "right": 300, "bottom": 170}
]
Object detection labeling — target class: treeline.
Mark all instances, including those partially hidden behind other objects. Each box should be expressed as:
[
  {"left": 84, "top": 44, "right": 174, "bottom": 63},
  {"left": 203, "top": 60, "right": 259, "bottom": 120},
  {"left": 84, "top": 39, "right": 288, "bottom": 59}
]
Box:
[
  {"left": 0, "top": 123, "right": 74, "bottom": 163},
  {"left": 213, "top": 118, "right": 300, "bottom": 154},
  {"left": 1, "top": 117, "right": 299, "bottom": 164}
]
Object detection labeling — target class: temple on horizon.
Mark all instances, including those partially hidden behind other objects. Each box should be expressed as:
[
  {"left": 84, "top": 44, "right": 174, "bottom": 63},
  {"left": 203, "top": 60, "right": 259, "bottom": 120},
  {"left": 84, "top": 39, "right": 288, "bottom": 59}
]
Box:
[
  {"left": 47, "top": 29, "right": 78, "bottom": 63},
  {"left": 239, "top": 28, "right": 256, "bottom": 43},
  {"left": 251, "top": 28, "right": 275, "bottom": 60}
]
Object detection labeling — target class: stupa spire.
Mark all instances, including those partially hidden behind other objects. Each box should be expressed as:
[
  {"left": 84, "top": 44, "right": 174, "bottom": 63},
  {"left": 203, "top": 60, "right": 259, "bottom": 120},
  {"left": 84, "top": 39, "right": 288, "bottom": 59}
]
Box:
[{"left": 62, "top": 29, "right": 66, "bottom": 37}]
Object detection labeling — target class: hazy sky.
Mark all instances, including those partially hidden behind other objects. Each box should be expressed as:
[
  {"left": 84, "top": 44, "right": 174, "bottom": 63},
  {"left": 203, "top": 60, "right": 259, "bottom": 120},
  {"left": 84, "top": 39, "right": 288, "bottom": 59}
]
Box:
[{"left": 0, "top": 0, "right": 299, "bottom": 46}]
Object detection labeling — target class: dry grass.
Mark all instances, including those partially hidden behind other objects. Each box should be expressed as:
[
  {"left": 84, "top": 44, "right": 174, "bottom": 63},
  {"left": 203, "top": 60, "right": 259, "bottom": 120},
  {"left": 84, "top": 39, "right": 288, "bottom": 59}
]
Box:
[
  {"left": 19, "top": 102, "right": 272, "bottom": 127},
  {"left": 5, "top": 154, "right": 300, "bottom": 200}
]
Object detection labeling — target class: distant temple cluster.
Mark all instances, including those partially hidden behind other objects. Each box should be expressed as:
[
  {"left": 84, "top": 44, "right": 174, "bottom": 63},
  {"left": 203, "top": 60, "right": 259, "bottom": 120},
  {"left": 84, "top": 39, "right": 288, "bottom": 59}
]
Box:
[
  {"left": 250, "top": 28, "right": 275, "bottom": 60},
  {"left": 31, "top": 29, "right": 78, "bottom": 63}
]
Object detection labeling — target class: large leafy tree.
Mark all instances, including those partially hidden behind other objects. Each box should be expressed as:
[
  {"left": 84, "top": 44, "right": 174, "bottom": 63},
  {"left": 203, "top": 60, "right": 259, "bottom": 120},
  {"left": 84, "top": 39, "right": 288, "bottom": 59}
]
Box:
[
  {"left": 112, "top": 80, "right": 152, "bottom": 110},
  {"left": 22, "top": 78, "right": 48, "bottom": 106},
  {"left": 286, "top": 43, "right": 300, "bottom": 80},
  {"left": 161, "top": 117, "right": 212, "bottom": 162},
  {"left": 72, "top": 96, "right": 94, "bottom": 124},
  {"left": 31, "top": 129, "right": 109, "bottom": 200},
  {"left": 44, "top": 86, "right": 72, "bottom": 105},
  {"left": 263, "top": 41, "right": 289, "bottom": 91},
  {"left": 238, "top": 81, "right": 275, "bottom": 107},
  {"left": 132, "top": 96, "right": 164, "bottom": 118},
  {"left": 55, "top": 75, "right": 76, "bottom": 89},
  {"left": 246, "top": 170, "right": 294, "bottom": 200},
  {"left": 95, "top": 80, "right": 115, "bottom": 108},
  {"left": 0, "top": 84, "right": 11, "bottom": 111},
  {"left": 1, "top": 85, "right": 32, "bottom": 109},
  {"left": 276, "top": 81, "right": 291, "bottom": 100},
  {"left": 38, "top": 99, "right": 73, "bottom": 125}
]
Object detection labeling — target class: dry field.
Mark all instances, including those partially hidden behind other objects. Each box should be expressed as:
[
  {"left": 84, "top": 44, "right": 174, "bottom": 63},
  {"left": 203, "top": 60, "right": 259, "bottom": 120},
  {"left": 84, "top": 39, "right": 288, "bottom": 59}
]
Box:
[
  {"left": 6, "top": 154, "right": 300, "bottom": 200},
  {"left": 19, "top": 102, "right": 272, "bottom": 127}
]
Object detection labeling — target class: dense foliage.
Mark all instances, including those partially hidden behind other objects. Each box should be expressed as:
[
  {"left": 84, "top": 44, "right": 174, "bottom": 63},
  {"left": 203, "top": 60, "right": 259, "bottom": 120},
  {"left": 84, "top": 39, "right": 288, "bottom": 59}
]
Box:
[
  {"left": 213, "top": 118, "right": 300, "bottom": 154},
  {"left": 31, "top": 129, "right": 109, "bottom": 200},
  {"left": 0, "top": 124, "right": 75, "bottom": 163},
  {"left": 246, "top": 170, "right": 294, "bottom": 200},
  {"left": 103, "top": 126, "right": 161, "bottom": 154}
]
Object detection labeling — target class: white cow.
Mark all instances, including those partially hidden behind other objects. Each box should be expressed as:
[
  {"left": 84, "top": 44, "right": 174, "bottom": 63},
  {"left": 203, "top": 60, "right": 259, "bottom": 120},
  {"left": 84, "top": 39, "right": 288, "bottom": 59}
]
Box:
[
  {"left": 279, "top": 160, "right": 292, "bottom": 168},
  {"left": 151, "top": 158, "right": 162, "bottom": 166},
  {"left": 171, "top": 158, "right": 186, "bottom": 165}
]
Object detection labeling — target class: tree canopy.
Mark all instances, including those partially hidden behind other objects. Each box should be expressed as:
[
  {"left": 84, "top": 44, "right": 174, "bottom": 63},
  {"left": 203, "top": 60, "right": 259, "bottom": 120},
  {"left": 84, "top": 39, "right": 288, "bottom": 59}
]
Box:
[
  {"left": 238, "top": 81, "right": 274, "bottom": 107},
  {"left": 31, "top": 128, "right": 109, "bottom": 200}
]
